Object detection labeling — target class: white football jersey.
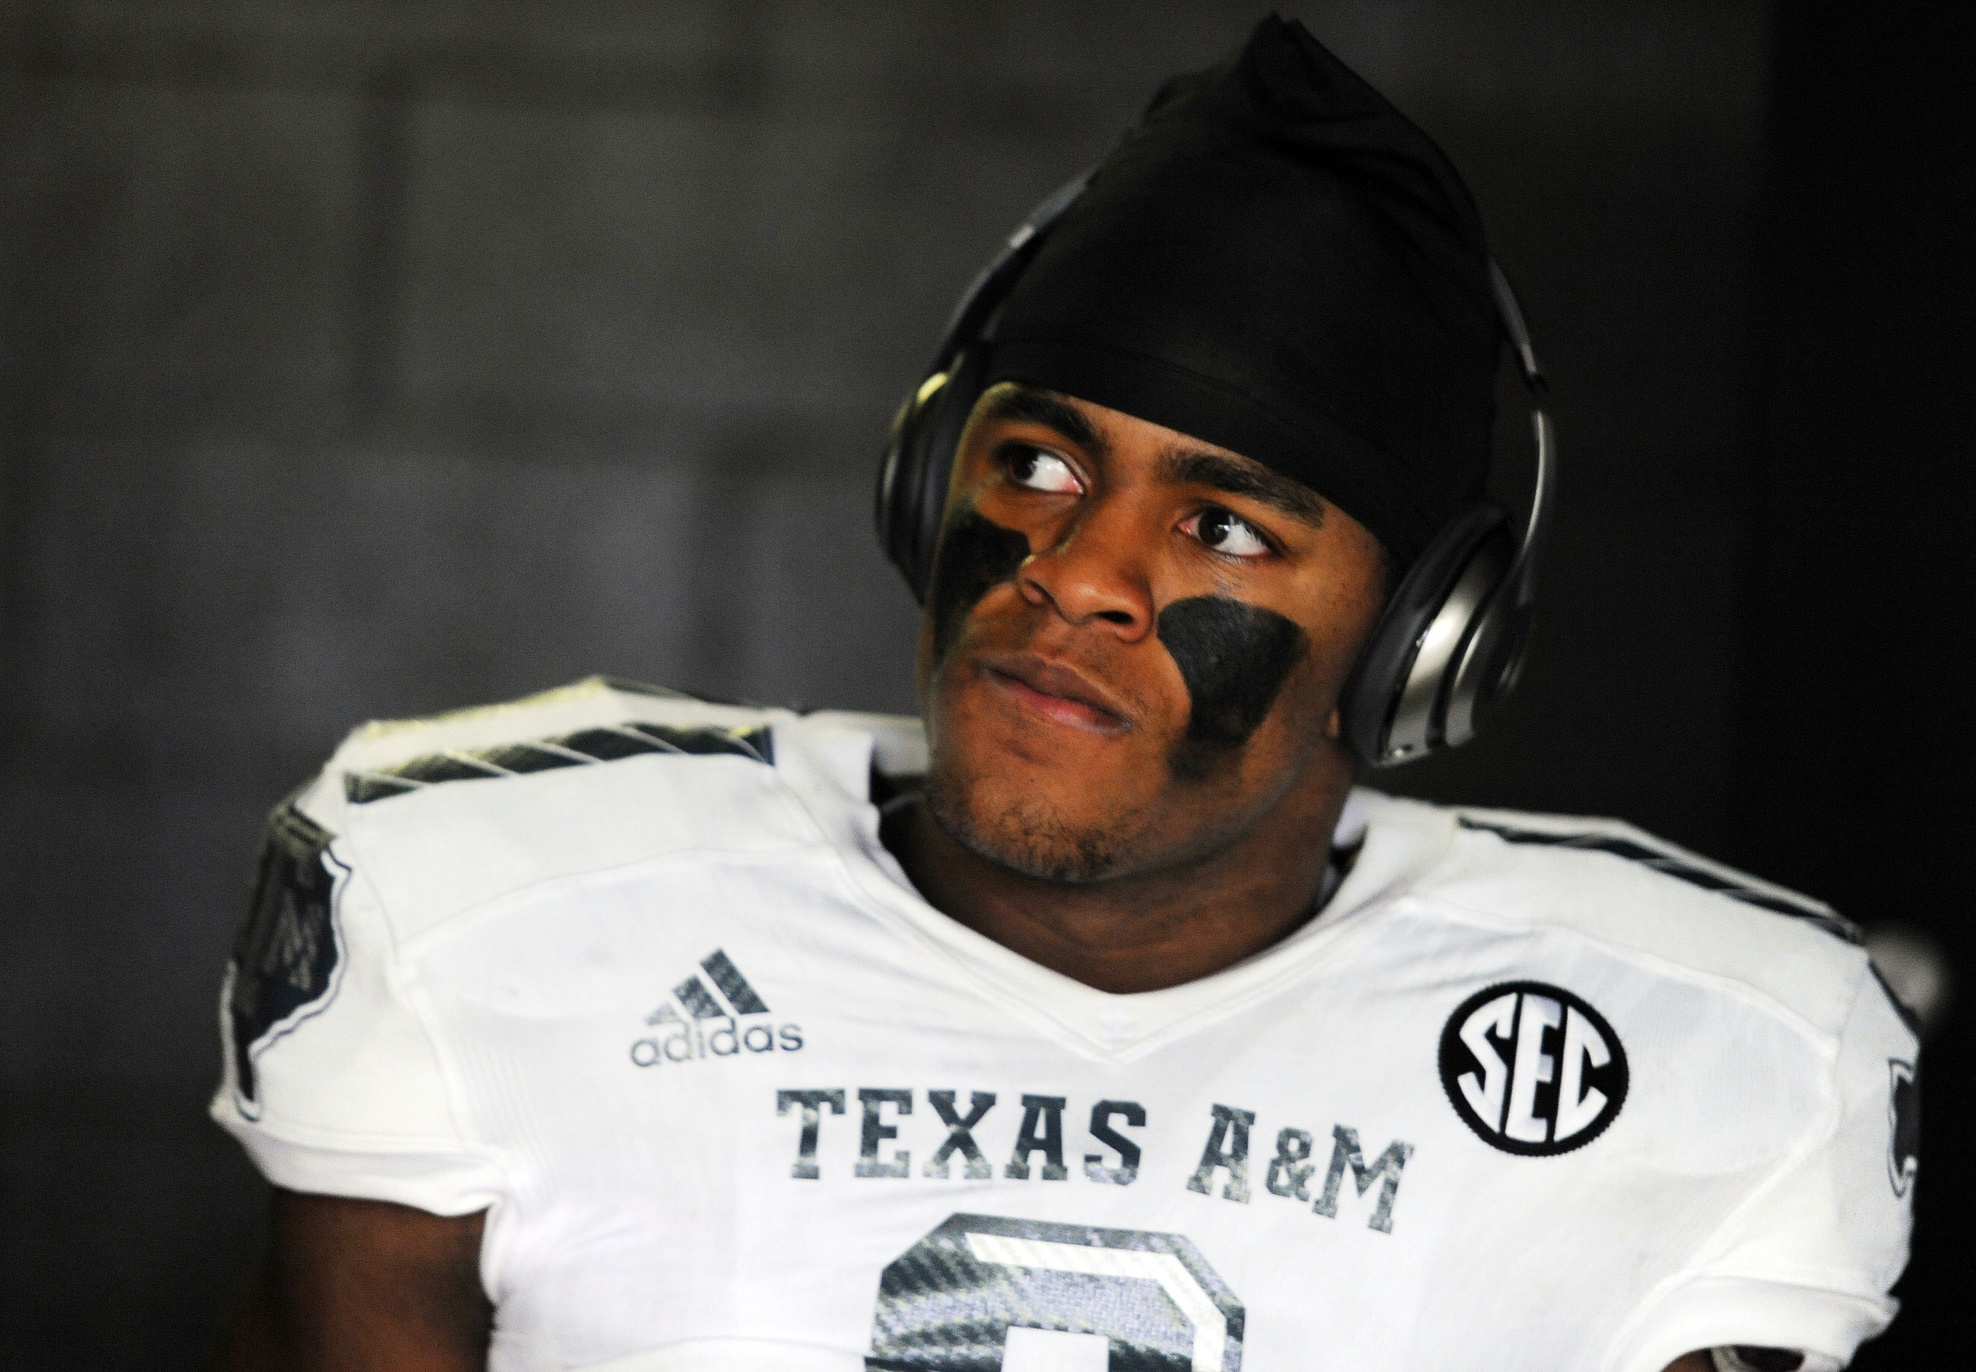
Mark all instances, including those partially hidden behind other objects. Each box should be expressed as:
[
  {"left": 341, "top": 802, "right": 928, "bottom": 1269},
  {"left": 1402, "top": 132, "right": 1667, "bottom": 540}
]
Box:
[{"left": 213, "top": 678, "right": 1916, "bottom": 1372}]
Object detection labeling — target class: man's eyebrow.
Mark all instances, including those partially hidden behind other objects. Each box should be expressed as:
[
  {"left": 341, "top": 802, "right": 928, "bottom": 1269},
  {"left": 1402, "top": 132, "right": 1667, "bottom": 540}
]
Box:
[
  {"left": 975, "top": 387, "right": 1107, "bottom": 459},
  {"left": 1157, "top": 449, "right": 1327, "bottom": 525}
]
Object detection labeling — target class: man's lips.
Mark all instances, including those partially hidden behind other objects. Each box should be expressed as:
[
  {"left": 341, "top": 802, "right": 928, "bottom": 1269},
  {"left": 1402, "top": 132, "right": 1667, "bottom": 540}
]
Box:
[{"left": 977, "top": 653, "right": 1133, "bottom": 734}]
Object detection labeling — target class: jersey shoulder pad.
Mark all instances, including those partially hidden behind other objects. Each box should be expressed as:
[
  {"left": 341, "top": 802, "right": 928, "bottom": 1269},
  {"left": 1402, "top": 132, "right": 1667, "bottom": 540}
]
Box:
[
  {"left": 1421, "top": 801, "right": 1872, "bottom": 1036},
  {"left": 284, "top": 680, "right": 909, "bottom": 948},
  {"left": 1447, "top": 804, "right": 1859, "bottom": 941},
  {"left": 327, "top": 676, "right": 783, "bottom": 812},
  {"left": 271, "top": 676, "right": 788, "bottom": 837}
]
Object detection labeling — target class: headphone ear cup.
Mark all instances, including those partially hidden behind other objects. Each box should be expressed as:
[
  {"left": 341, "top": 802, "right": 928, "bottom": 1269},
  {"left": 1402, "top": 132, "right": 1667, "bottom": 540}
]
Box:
[
  {"left": 897, "top": 344, "right": 990, "bottom": 602},
  {"left": 1340, "top": 503, "right": 1513, "bottom": 766},
  {"left": 876, "top": 370, "right": 948, "bottom": 594}
]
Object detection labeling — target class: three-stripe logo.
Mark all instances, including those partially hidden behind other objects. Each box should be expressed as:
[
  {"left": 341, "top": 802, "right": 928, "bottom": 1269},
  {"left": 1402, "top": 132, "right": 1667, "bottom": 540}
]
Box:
[{"left": 631, "top": 949, "right": 803, "bottom": 1067}]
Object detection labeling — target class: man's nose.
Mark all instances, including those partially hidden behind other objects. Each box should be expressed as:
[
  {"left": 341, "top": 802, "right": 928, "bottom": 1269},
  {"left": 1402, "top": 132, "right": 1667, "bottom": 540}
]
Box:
[{"left": 1016, "top": 498, "right": 1155, "bottom": 639}]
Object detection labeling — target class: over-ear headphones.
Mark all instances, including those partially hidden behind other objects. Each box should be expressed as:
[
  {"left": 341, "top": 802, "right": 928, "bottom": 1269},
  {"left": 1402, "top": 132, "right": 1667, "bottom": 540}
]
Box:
[{"left": 875, "top": 174, "right": 1556, "bottom": 768}]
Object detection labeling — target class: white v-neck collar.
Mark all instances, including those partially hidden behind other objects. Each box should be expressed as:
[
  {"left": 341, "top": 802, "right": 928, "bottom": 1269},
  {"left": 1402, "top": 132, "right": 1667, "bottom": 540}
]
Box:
[{"left": 831, "top": 786, "right": 1458, "bottom": 1061}]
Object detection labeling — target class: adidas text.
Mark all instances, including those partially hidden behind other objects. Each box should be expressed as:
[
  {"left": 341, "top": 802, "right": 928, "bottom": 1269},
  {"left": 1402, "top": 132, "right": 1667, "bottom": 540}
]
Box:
[{"left": 631, "top": 1020, "right": 804, "bottom": 1067}]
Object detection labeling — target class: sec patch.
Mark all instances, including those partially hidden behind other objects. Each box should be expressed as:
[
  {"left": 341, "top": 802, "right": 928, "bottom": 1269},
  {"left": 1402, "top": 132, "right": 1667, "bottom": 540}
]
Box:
[{"left": 1440, "top": 981, "right": 1628, "bottom": 1156}]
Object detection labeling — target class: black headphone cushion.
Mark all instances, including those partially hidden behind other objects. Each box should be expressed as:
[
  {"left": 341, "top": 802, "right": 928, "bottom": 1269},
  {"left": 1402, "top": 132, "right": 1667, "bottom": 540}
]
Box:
[
  {"left": 885, "top": 346, "right": 991, "bottom": 602},
  {"left": 877, "top": 382, "right": 934, "bottom": 591}
]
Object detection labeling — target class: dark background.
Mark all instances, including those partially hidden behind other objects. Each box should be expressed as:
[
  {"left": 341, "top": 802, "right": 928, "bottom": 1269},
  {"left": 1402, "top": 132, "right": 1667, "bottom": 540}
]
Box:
[{"left": 0, "top": 1, "right": 1965, "bottom": 1366}]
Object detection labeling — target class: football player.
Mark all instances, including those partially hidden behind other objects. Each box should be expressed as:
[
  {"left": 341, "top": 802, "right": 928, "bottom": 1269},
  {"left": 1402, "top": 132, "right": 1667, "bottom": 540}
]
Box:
[{"left": 211, "top": 19, "right": 1915, "bottom": 1372}]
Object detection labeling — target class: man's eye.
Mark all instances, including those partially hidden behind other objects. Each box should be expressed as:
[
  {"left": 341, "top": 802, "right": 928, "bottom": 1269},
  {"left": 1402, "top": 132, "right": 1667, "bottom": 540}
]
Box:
[
  {"left": 1184, "top": 508, "right": 1271, "bottom": 558},
  {"left": 1002, "top": 446, "right": 1082, "bottom": 494}
]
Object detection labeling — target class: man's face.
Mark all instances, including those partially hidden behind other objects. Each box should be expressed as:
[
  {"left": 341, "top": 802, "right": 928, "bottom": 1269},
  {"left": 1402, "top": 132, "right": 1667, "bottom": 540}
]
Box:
[{"left": 917, "top": 383, "right": 1389, "bottom": 884}]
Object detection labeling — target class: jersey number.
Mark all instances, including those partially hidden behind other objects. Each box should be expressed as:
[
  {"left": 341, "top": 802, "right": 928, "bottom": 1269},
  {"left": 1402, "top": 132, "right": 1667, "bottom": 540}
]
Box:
[{"left": 867, "top": 1214, "right": 1245, "bottom": 1371}]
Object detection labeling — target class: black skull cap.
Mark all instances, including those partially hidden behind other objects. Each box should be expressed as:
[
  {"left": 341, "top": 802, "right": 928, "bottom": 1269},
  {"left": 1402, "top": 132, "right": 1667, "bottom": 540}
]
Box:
[{"left": 983, "top": 15, "right": 1501, "bottom": 570}]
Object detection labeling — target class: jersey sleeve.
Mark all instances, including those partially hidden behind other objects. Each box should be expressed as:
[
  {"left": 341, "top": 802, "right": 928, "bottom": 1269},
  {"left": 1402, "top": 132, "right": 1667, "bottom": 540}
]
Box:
[
  {"left": 209, "top": 774, "right": 506, "bottom": 1216},
  {"left": 1609, "top": 963, "right": 1919, "bottom": 1372}
]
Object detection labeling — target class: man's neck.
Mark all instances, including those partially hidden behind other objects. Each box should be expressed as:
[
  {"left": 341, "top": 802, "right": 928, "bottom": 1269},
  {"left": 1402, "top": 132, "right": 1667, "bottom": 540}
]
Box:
[{"left": 879, "top": 777, "right": 1352, "bottom": 995}]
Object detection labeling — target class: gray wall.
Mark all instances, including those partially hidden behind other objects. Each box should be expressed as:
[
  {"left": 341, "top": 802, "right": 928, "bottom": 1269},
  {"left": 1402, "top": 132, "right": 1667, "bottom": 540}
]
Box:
[{"left": 2, "top": 2, "right": 1776, "bottom": 1364}]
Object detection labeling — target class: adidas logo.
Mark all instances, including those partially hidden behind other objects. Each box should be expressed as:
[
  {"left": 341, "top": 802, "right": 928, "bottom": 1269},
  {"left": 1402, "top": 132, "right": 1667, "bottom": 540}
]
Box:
[{"left": 630, "top": 949, "right": 803, "bottom": 1068}]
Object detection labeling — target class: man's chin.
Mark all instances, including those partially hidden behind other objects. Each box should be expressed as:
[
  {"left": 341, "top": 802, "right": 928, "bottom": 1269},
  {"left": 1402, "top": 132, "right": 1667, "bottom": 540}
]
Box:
[{"left": 924, "top": 772, "right": 1134, "bottom": 885}]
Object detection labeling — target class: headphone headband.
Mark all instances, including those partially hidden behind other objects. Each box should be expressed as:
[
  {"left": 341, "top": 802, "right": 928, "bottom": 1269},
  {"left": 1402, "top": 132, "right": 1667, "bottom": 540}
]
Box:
[{"left": 931, "top": 173, "right": 1093, "bottom": 376}]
